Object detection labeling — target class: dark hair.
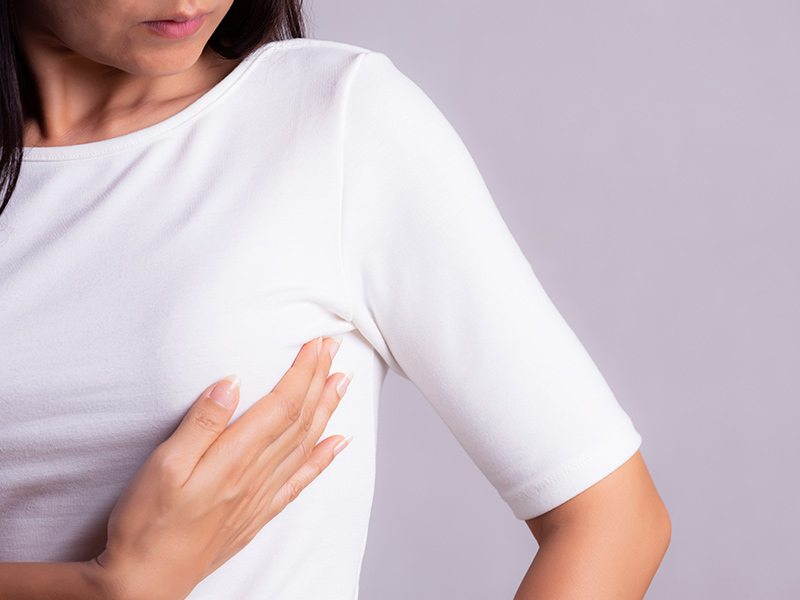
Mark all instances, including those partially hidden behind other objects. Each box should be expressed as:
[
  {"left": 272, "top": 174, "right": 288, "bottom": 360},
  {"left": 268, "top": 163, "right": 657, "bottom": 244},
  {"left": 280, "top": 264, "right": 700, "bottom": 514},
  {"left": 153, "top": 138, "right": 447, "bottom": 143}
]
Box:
[{"left": 0, "top": 0, "right": 307, "bottom": 221}]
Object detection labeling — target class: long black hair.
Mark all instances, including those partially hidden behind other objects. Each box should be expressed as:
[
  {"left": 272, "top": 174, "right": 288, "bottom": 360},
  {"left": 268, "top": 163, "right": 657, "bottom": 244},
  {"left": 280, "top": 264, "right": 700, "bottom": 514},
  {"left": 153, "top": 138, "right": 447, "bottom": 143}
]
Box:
[{"left": 0, "top": 0, "right": 307, "bottom": 220}]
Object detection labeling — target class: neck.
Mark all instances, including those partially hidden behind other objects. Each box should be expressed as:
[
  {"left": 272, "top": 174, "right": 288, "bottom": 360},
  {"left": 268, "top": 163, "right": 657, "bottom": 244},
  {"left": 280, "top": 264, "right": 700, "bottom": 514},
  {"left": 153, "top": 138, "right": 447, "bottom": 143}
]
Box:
[{"left": 16, "top": 21, "right": 238, "bottom": 147}]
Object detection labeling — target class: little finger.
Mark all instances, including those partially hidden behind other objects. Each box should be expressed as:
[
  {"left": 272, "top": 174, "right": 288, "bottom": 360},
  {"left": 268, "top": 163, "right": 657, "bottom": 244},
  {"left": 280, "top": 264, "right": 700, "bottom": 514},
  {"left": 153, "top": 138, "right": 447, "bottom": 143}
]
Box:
[
  {"left": 270, "top": 434, "right": 353, "bottom": 511},
  {"left": 256, "top": 370, "right": 353, "bottom": 484}
]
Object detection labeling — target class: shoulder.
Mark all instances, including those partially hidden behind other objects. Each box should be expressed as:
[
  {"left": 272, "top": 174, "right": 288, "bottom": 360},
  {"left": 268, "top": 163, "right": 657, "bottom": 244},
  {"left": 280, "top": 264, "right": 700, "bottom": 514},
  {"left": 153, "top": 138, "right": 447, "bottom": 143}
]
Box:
[
  {"left": 214, "top": 38, "right": 436, "bottom": 154},
  {"left": 237, "top": 38, "right": 410, "bottom": 101},
  {"left": 244, "top": 38, "right": 383, "bottom": 82},
  {"left": 255, "top": 37, "right": 375, "bottom": 60}
]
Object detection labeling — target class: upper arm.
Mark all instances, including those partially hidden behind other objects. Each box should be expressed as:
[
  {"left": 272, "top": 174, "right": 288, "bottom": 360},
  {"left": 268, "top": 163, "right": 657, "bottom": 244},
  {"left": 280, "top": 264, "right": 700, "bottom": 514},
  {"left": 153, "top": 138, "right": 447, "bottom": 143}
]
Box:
[
  {"left": 526, "top": 450, "right": 671, "bottom": 546},
  {"left": 340, "top": 50, "right": 645, "bottom": 521}
]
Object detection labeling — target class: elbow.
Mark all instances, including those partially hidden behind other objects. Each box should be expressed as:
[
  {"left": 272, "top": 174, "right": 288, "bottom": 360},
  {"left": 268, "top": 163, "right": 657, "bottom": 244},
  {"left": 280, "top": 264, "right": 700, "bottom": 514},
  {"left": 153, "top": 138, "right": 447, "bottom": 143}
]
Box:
[
  {"left": 631, "top": 492, "right": 671, "bottom": 575},
  {"left": 623, "top": 451, "right": 672, "bottom": 560},
  {"left": 652, "top": 497, "right": 672, "bottom": 559},
  {"left": 527, "top": 450, "right": 672, "bottom": 565}
]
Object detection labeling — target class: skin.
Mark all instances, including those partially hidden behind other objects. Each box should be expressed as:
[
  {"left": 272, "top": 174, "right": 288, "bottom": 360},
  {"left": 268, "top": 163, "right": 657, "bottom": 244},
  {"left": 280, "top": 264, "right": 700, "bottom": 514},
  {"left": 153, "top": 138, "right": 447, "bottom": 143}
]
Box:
[
  {"left": 13, "top": 0, "right": 241, "bottom": 147},
  {"left": 0, "top": 337, "right": 353, "bottom": 599},
  {"left": 7, "top": 1, "right": 672, "bottom": 596},
  {"left": 518, "top": 450, "right": 671, "bottom": 599}
]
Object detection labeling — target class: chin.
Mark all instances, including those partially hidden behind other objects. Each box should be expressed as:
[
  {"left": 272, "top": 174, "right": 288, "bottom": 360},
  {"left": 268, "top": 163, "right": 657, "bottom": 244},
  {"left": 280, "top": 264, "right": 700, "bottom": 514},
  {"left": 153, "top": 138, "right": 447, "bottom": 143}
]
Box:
[{"left": 118, "top": 44, "right": 210, "bottom": 78}]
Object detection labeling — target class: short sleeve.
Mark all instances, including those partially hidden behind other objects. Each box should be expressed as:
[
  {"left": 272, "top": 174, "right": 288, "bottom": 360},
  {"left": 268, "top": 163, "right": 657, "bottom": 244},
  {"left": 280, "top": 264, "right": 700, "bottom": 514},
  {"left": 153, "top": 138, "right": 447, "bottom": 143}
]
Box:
[{"left": 339, "top": 51, "right": 642, "bottom": 520}]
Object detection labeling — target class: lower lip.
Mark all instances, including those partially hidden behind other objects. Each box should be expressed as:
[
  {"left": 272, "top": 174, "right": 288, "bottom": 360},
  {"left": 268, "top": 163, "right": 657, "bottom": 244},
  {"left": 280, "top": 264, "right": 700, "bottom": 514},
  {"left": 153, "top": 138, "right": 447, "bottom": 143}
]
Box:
[{"left": 142, "top": 14, "right": 207, "bottom": 39}]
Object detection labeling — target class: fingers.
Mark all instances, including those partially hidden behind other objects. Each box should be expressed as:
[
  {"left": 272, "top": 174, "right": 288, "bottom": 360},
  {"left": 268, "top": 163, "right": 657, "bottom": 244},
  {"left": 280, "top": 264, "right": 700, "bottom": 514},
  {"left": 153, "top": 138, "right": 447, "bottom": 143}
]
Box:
[
  {"left": 157, "top": 374, "right": 241, "bottom": 481},
  {"left": 103, "top": 338, "right": 354, "bottom": 591},
  {"left": 303, "top": 369, "right": 353, "bottom": 449},
  {"left": 254, "top": 369, "right": 353, "bottom": 491},
  {"left": 212, "top": 337, "right": 335, "bottom": 466},
  {"left": 269, "top": 337, "right": 325, "bottom": 420},
  {"left": 264, "top": 368, "right": 353, "bottom": 472},
  {"left": 206, "top": 431, "right": 355, "bottom": 574},
  {"left": 194, "top": 337, "right": 346, "bottom": 482},
  {"left": 270, "top": 434, "right": 353, "bottom": 510},
  {"left": 285, "top": 336, "right": 341, "bottom": 438}
]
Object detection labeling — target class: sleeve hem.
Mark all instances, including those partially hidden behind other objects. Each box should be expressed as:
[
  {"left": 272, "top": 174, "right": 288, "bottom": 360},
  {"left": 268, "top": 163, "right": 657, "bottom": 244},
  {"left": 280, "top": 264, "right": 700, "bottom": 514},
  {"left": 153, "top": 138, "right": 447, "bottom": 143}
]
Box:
[{"left": 504, "top": 421, "right": 643, "bottom": 521}]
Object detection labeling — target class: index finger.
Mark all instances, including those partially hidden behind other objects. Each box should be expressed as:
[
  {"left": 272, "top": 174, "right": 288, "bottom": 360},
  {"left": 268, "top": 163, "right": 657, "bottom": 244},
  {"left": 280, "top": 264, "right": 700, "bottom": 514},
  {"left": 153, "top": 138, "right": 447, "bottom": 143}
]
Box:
[
  {"left": 269, "top": 336, "right": 324, "bottom": 408},
  {"left": 199, "top": 336, "right": 326, "bottom": 468}
]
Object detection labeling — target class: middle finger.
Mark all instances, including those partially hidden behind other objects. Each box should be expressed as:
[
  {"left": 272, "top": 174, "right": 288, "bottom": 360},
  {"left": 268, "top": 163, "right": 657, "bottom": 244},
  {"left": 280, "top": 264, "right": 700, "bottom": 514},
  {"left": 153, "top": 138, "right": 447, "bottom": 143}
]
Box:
[{"left": 209, "top": 336, "right": 341, "bottom": 474}]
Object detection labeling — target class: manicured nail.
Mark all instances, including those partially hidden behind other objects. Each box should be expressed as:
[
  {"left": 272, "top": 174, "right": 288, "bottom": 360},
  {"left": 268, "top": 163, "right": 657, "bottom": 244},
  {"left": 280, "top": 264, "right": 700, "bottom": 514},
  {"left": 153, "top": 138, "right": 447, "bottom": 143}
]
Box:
[
  {"left": 210, "top": 373, "right": 240, "bottom": 409},
  {"left": 333, "top": 434, "right": 354, "bottom": 457},
  {"left": 329, "top": 335, "right": 343, "bottom": 360},
  {"left": 316, "top": 336, "right": 323, "bottom": 356},
  {"left": 336, "top": 371, "right": 354, "bottom": 397}
]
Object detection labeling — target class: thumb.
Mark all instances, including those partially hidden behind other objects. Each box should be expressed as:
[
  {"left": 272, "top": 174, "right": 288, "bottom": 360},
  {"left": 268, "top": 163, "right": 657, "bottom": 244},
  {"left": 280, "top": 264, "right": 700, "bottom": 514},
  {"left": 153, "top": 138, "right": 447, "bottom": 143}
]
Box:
[{"left": 159, "top": 374, "right": 241, "bottom": 468}]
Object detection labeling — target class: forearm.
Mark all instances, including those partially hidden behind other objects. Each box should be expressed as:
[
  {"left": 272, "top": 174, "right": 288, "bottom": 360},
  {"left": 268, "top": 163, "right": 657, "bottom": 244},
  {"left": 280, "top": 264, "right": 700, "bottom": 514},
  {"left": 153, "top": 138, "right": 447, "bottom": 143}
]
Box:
[
  {"left": 0, "top": 560, "right": 110, "bottom": 600},
  {"left": 513, "top": 517, "right": 670, "bottom": 599}
]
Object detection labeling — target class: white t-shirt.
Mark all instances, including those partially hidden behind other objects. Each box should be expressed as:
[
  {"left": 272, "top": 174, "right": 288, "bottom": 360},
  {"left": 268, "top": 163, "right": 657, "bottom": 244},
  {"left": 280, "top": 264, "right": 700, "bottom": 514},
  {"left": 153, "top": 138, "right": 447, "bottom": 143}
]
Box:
[{"left": 0, "top": 38, "right": 642, "bottom": 599}]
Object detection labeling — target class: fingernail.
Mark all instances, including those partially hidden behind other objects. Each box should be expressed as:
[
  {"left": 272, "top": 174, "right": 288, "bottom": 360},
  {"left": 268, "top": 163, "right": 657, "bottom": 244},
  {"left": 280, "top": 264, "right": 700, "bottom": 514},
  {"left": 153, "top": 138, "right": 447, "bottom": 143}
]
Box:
[
  {"left": 329, "top": 335, "right": 343, "bottom": 360},
  {"left": 336, "top": 371, "right": 354, "bottom": 397},
  {"left": 316, "top": 336, "right": 323, "bottom": 357},
  {"left": 333, "top": 434, "right": 354, "bottom": 457},
  {"left": 210, "top": 374, "right": 240, "bottom": 409}
]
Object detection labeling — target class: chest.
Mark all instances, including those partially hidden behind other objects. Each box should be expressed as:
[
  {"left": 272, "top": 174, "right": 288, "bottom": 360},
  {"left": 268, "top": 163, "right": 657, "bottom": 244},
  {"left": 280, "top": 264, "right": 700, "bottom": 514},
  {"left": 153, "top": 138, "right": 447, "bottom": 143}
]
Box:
[{"left": 0, "top": 144, "right": 352, "bottom": 470}]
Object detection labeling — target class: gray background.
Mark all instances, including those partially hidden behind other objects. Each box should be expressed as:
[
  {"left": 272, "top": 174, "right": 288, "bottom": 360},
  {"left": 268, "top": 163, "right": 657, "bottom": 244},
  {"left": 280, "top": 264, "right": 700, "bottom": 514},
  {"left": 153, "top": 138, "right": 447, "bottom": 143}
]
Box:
[{"left": 308, "top": 1, "right": 799, "bottom": 598}]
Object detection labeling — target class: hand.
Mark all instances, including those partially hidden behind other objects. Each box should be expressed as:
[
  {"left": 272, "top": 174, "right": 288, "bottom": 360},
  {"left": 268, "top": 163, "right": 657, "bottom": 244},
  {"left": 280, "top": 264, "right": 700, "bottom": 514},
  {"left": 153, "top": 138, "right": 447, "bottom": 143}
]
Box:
[{"left": 90, "top": 336, "right": 353, "bottom": 600}]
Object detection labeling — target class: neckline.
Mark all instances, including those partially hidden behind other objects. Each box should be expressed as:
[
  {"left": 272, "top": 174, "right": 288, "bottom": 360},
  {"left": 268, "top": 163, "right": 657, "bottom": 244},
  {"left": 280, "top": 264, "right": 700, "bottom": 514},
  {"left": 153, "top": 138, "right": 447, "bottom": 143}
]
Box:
[{"left": 22, "top": 40, "right": 288, "bottom": 162}]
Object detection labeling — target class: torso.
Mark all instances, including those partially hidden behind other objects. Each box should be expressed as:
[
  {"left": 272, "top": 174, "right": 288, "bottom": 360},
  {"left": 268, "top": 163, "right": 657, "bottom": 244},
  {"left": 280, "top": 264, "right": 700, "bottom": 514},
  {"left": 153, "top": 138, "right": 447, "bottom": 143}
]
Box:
[{"left": 3, "top": 39, "right": 380, "bottom": 600}]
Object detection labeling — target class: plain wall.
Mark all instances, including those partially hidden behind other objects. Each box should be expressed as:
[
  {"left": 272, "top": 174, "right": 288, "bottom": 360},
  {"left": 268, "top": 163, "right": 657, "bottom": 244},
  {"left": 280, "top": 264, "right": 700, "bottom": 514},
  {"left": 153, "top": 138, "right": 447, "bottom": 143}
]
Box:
[{"left": 308, "top": 2, "right": 800, "bottom": 598}]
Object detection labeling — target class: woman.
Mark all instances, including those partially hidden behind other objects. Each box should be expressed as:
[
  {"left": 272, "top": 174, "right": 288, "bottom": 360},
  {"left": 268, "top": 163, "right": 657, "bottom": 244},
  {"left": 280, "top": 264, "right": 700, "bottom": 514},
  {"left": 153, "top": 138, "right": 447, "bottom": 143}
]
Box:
[{"left": 0, "top": 0, "right": 671, "bottom": 598}]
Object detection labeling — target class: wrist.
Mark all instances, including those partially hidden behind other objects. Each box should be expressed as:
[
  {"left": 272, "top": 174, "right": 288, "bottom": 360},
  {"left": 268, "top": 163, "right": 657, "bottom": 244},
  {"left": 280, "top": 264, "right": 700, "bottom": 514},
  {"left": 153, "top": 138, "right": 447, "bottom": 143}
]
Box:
[
  {"left": 85, "top": 552, "right": 195, "bottom": 600},
  {"left": 81, "top": 556, "right": 129, "bottom": 600}
]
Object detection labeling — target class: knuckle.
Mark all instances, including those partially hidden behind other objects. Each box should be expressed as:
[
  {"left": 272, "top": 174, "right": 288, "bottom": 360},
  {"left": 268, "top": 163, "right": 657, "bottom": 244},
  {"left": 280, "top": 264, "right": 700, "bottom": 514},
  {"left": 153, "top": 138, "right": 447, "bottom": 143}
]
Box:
[
  {"left": 286, "top": 479, "right": 304, "bottom": 504},
  {"left": 191, "top": 409, "right": 222, "bottom": 433},
  {"left": 299, "top": 405, "right": 315, "bottom": 433},
  {"left": 218, "top": 478, "right": 243, "bottom": 504},
  {"left": 298, "top": 434, "right": 317, "bottom": 458},
  {"left": 318, "top": 393, "right": 338, "bottom": 418},
  {"left": 311, "top": 456, "right": 331, "bottom": 478},
  {"left": 276, "top": 391, "right": 302, "bottom": 423},
  {"left": 307, "top": 408, "right": 333, "bottom": 437},
  {"left": 150, "top": 447, "right": 186, "bottom": 483}
]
